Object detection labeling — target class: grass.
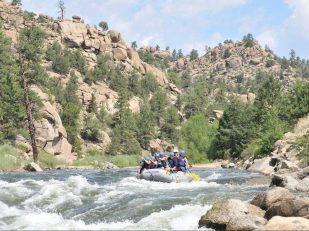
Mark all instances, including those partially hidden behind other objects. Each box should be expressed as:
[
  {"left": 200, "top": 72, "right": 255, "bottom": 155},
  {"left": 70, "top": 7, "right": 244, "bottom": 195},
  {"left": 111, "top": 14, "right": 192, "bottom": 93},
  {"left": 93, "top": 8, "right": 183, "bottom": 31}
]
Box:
[
  {"left": 38, "top": 151, "right": 67, "bottom": 169},
  {"left": 73, "top": 149, "right": 141, "bottom": 168},
  {"left": 0, "top": 144, "right": 23, "bottom": 171}
]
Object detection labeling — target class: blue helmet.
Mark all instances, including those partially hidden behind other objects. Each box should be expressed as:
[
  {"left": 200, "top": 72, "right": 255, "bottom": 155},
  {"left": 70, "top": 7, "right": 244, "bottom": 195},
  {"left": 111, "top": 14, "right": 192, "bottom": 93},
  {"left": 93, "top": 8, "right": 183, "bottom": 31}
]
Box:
[
  {"left": 150, "top": 156, "right": 155, "bottom": 160},
  {"left": 169, "top": 152, "right": 174, "bottom": 157},
  {"left": 144, "top": 157, "right": 150, "bottom": 161},
  {"left": 159, "top": 152, "right": 164, "bottom": 157},
  {"left": 155, "top": 153, "right": 160, "bottom": 158},
  {"left": 179, "top": 150, "right": 185, "bottom": 155}
]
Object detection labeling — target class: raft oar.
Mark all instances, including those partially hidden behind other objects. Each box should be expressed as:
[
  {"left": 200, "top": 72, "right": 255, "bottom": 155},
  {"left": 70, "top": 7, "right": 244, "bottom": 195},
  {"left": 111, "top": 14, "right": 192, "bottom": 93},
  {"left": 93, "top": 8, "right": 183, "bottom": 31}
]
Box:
[{"left": 187, "top": 170, "right": 200, "bottom": 181}]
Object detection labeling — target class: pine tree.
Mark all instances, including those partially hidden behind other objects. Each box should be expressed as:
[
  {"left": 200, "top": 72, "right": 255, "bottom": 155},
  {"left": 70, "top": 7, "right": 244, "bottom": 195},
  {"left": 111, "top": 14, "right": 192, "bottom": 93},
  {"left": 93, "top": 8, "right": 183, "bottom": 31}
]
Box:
[
  {"left": 17, "top": 26, "right": 45, "bottom": 163},
  {"left": 87, "top": 93, "right": 97, "bottom": 113},
  {"left": 0, "top": 29, "right": 24, "bottom": 140}
]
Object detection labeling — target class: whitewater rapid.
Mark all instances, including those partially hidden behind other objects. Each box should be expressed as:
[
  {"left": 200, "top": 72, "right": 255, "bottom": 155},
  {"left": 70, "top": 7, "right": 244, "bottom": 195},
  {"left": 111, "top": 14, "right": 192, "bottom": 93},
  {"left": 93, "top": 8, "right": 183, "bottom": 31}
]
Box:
[{"left": 0, "top": 169, "right": 268, "bottom": 230}]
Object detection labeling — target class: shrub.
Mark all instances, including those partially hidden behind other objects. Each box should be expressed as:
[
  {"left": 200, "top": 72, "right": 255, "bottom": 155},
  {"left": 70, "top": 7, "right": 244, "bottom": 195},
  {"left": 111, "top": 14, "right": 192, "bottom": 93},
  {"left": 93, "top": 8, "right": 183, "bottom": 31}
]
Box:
[
  {"left": 179, "top": 115, "right": 218, "bottom": 163},
  {"left": 0, "top": 144, "right": 22, "bottom": 171}
]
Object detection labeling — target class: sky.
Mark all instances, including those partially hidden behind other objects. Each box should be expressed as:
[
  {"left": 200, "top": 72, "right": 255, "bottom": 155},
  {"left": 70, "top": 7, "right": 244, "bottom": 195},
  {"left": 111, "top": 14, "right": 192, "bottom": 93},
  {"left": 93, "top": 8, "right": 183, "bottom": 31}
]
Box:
[{"left": 20, "top": 0, "right": 309, "bottom": 59}]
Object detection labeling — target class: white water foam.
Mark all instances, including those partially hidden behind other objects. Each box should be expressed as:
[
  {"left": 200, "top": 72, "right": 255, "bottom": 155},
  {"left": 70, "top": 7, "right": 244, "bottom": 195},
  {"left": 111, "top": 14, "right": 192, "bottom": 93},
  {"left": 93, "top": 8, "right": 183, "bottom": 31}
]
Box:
[
  {"left": 0, "top": 202, "right": 211, "bottom": 230},
  {"left": 205, "top": 173, "right": 221, "bottom": 180},
  {"left": 0, "top": 175, "right": 217, "bottom": 230}
]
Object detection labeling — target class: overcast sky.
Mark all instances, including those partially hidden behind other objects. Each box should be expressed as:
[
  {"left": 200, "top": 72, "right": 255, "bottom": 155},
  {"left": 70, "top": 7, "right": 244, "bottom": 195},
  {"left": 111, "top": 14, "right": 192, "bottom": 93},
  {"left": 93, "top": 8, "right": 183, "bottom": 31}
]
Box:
[{"left": 20, "top": 0, "right": 309, "bottom": 59}]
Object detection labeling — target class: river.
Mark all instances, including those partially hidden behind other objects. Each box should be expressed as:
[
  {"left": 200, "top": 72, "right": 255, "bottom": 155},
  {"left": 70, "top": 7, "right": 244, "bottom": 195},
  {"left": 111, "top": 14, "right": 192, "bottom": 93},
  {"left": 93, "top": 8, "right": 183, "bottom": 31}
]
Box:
[{"left": 0, "top": 168, "right": 269, "bottom": 230}]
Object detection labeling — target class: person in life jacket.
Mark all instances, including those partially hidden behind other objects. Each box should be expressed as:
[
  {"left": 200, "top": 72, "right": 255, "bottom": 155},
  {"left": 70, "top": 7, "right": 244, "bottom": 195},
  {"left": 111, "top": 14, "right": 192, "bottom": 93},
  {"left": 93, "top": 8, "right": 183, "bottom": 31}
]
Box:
[
  {"left": 178, "top": 150, "right": 188, "bottom": 172},
  {"left": 156, "top": 152, "right": 166, "bottom": 168},
  {"left": 155, "top": 153, "right": 162, "bottom": 168},
  {"left": 167, "top": 152, "right": 176, "bottom": 171},
  {"left": 150, "top": 156, "right": 157, "bottom": 169},
  {"left": 173, "top": 148, "right": 180, "bottom": 171},
  {"left": 139, "top": 157, "right": 151, "bottom": 174}
]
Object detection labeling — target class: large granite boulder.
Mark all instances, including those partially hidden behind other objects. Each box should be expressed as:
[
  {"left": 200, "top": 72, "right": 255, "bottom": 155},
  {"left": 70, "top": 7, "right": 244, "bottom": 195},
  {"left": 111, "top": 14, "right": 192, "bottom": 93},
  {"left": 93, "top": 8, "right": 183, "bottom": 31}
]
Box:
[
  {"left": 265, "top": 197, "right": 309, "bottom": 220},
  {"left": 199, "top": 199, "right": 266, "bottom": 230},
  {"left": 251, "top": 187, "right": 295, "bottom": 210}
]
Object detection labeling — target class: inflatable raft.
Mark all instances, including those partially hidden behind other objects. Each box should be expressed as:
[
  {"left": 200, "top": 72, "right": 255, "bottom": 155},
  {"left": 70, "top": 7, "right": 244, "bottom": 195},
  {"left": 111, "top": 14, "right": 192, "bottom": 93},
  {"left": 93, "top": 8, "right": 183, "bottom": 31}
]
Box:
[{"left": 138, "top": 169, "right": 198, "bottom": 183}]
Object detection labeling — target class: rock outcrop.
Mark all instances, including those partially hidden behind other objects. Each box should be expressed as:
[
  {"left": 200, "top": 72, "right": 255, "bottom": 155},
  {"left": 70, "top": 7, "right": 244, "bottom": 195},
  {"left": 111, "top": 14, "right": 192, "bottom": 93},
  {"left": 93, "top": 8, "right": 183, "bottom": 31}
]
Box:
[{"left": 30, "top": 85, "right": 76, "bottom": 162}]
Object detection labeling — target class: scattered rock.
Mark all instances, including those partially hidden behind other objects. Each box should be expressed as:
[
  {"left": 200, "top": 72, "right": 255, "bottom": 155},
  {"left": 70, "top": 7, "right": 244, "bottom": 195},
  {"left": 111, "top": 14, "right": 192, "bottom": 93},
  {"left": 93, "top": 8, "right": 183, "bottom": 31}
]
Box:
[
  {"left": 281, "top": 160, "right": 299, "bottom": 171},
  {"left": 199, "top": 199, "right": 266, "bottom": 230},
  {"left": 251, "top": 187, "right": 295, "bottom": 210},
  {"left": 261, "top": 216, "right": 309, "bottom": 230},
  {"left": 24, "top": 162, "right": 43, "bottom": 172}
]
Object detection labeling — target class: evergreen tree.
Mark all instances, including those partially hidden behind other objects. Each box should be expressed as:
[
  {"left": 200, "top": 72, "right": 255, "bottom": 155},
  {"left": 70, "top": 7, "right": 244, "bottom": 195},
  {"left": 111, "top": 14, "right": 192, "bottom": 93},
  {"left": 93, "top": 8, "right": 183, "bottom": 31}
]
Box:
[
  {"left": 161, "top": 106, "right": 180, "bottom": 143},
  {"left": 0, "top": 29, "right": 24, "bottom": 140},
  {"left": 99, "top": 21, "right": 109, "bottom": 31},
  {"left": 87, "top": 93, "right": 97, "bottom": 113},
  {"left": 137, "top": 102, "right": 154, "bottom": 149},
  {"left": 131, "top": 41, "right": 137, "bottom": 50},
  {"left": 150, "top": 90, "right": 168, "bottom": 125},
  {"left": 17, "top": 26, "right": 45, "bottom": 163},
  {"left": 189, "top": 49, "right": 199, "bottom": 61},
  {"left": 61, "top": 72, "right": 82, "bottom": 151}
]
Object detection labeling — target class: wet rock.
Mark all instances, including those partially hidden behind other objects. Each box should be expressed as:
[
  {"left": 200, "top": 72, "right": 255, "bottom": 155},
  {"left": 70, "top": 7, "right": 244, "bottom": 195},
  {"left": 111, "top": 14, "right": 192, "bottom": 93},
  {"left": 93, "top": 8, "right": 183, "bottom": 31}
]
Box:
[
  {"left": 251, "top": 187, "right": 295, "bottom": 210},
  {"left": 247, "top": 157, "right": 274, "bottom": 175},
  {"left": 265, "top": 197, "right": 309, "bottom": 220},
  {"left": 24, "top": 162, "right": 43, "bottom": 172},
  {"left": 199, "top": 199, "right": 266, "bottom": 230},
  {"left": 261, "top": 216, "right": 309, "bottom": 230}
]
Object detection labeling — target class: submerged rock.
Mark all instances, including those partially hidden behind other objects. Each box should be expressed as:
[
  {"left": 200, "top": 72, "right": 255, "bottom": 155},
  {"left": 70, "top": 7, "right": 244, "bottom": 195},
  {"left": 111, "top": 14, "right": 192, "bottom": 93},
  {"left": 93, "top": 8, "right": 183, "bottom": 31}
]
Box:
[{"left": 198, "top": 199, "right": 266, "bottom": 230}]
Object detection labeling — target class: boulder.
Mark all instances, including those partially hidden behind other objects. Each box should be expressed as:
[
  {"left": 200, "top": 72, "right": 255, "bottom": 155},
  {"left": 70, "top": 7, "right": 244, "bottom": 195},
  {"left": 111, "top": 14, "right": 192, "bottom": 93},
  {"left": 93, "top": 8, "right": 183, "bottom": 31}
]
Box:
[
  {"left": 213, "top": 110, "right": 224, "bottom": 119},
  {"left": 265, "top": 197, "right": 309, "bottom": 220},
  {"left": 296, "top": 177, "right": 309, "bottom": 192},
  {"left": 297, "top": 167, "right": 309, "bottom": 180},
  {"left": 128, "top": 96, "right": 140, "bottom": 113},
  {"left": 24, "top": 162, "right": 43, "bottom": 172},
  {"left": 198, "top": 199, "right": 266, "bottom": 230},
  {"left": 58, "top": 20, "right": 88, "bottom": 47},
  {"left": 261, "top": 216, "right": 309, "bottom": 230},
  {"left": 142, "top": 62, "right": 169, "bottom": 87},
  {"left": 226, "top": 56, "right": 242, "bottom": 69},
  {"left": 251, "top": 187, "right": 295, "bottom": 210},
  {"left": 112, "top": 47, "right": 127, "bottom": 61},
  {"left": 247, "top": 157, "right": 274, "bottom": 175}
]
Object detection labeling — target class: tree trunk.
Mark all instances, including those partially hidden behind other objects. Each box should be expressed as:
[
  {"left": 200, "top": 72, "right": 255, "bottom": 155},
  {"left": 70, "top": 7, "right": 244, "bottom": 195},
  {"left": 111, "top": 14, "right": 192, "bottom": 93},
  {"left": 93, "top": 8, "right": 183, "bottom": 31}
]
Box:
[{"left": 22, "top": 74, "right": 39, "bottom": 163}]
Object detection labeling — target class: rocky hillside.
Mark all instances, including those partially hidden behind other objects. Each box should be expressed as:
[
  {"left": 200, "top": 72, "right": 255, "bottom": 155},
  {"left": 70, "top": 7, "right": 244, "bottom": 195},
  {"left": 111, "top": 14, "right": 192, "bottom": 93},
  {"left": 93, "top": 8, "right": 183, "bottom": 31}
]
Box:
[
  {"left": 0, "top": 1, "right": 181, "bottom": 162},
  {"left": 170, "top": 39, "right": 303, "bottom": 88}
]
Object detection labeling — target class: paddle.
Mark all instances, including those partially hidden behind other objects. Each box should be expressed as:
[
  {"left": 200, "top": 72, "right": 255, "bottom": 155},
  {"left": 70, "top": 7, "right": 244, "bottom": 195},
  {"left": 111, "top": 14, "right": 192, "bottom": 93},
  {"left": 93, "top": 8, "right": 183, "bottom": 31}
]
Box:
[{"left": 187, "top": 169, "right": 200, "bottom": 181}]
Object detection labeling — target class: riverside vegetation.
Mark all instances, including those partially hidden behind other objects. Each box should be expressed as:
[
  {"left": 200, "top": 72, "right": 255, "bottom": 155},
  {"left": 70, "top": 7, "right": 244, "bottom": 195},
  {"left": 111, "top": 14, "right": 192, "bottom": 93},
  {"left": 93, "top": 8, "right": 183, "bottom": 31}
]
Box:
[{"left": 0, "top": 0, "right": 308, "bottom": 171}]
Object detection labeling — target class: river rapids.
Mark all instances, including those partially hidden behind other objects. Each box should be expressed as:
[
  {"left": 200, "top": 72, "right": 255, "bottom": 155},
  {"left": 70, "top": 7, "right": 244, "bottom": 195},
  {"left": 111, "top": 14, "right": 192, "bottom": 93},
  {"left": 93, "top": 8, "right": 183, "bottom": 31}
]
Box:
[{"left": 0, "top": 168, "right": 268, "bottom": 230}]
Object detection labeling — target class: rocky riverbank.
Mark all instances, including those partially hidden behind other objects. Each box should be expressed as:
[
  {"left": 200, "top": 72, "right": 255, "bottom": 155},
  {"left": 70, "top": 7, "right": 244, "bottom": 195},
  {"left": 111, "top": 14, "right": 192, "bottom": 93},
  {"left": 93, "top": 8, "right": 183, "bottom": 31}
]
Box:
[{"left": 199, "top": 187, "right": 309, "bottom": 230}]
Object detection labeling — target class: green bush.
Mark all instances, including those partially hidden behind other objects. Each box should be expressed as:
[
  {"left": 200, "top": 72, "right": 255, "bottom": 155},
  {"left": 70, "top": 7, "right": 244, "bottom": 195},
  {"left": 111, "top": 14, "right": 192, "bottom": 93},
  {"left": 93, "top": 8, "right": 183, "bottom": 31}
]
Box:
[
  {"left": 52, "top": 54, "right": 70, "bottom": 74},
  {"left": 243, "top": 33, "right": 254, "bottom": 48},
  {"left": 179, "top": 115, "right": 218, "bottom": 163}
]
